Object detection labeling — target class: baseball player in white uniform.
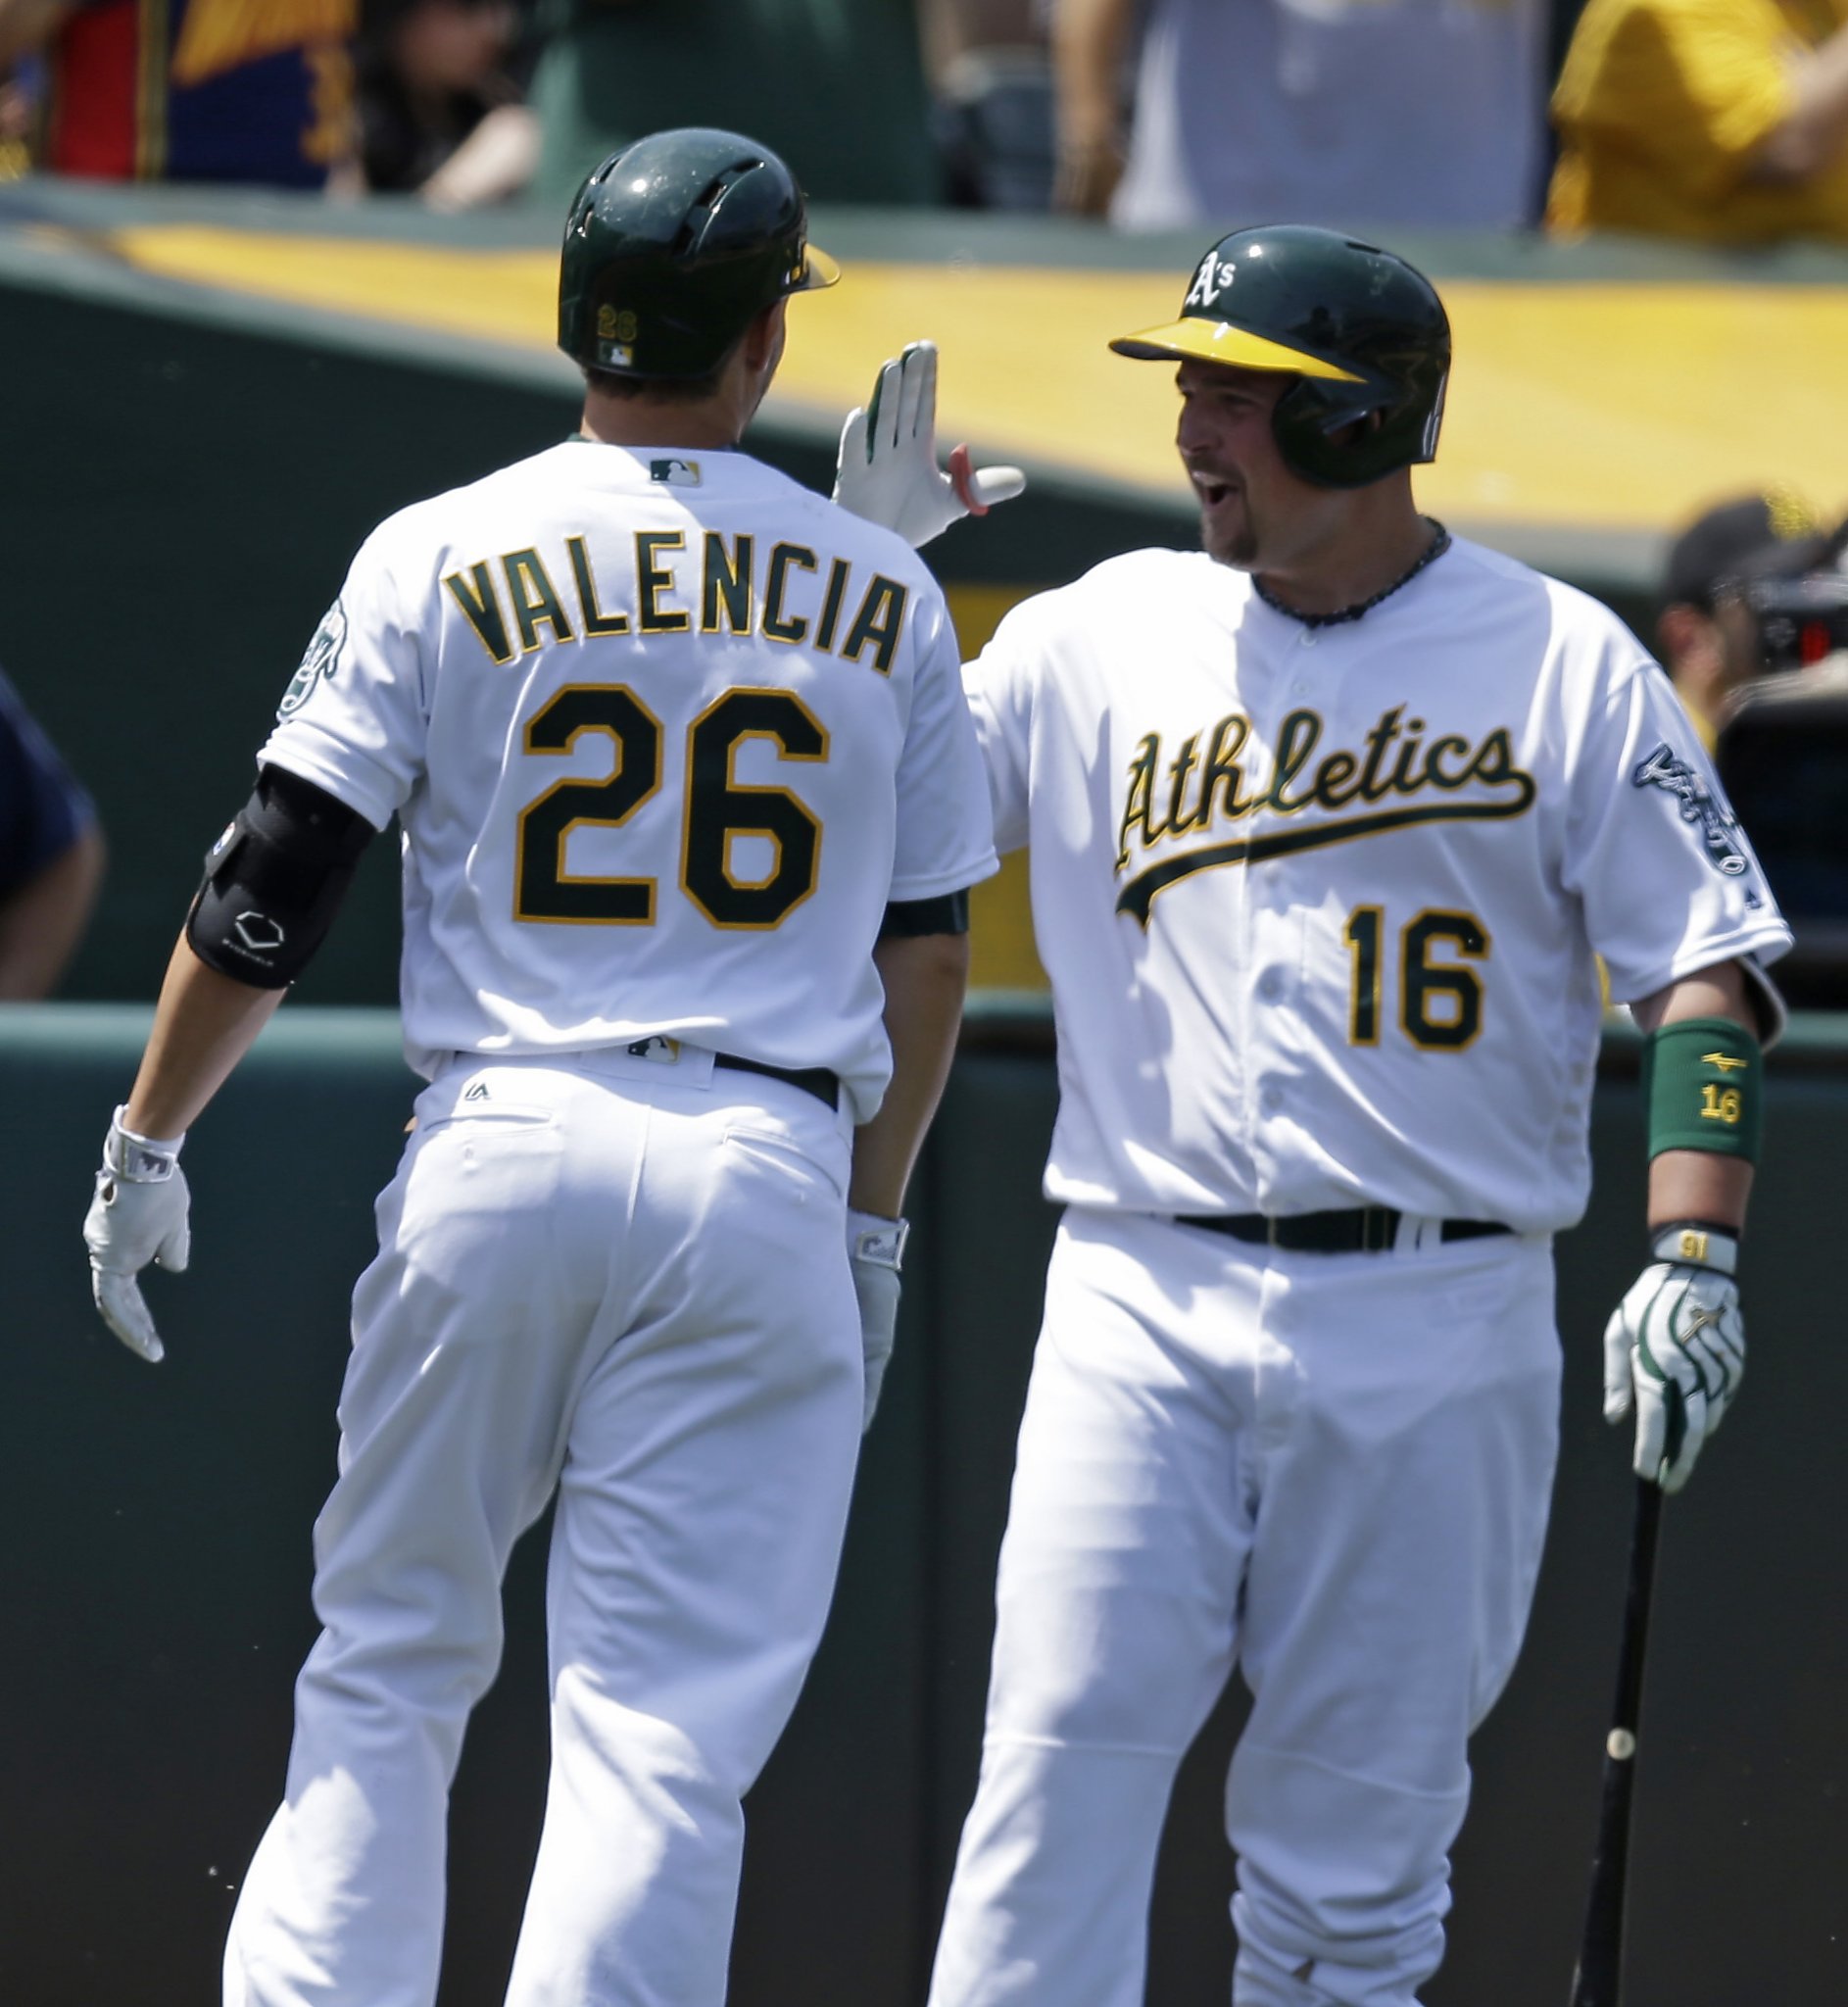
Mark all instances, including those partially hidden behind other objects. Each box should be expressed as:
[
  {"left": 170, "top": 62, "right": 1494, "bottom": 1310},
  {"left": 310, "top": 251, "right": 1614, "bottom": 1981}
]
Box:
[
  {"left": 834, "top": 228, "right": 1789, "bottom": 2005},
  {"left": 80, "top": 128, "right": 996, "bottom": 2007}
]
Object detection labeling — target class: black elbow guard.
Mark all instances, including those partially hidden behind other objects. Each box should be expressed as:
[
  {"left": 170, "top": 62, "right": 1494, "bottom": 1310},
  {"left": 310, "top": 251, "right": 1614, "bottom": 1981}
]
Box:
[{"left": 186, "top": 766, "right": 377, "bottom": 988}]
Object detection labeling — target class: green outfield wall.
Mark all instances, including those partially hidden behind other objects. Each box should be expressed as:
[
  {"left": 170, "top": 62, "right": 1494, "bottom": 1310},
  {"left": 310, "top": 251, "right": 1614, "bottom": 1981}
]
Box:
[{"left": 3, "top": 1003, "right": 1842, "bottom": 2006}]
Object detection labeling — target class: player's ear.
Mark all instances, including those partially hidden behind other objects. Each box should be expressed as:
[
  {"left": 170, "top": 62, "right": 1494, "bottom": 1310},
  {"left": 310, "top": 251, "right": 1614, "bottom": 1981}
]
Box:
[
  {"left": 740, "top": 299, "right": 788, "bottom": 379},
  {"left": 1657, "top": 602, "right": 1720, "bottom": 673}
]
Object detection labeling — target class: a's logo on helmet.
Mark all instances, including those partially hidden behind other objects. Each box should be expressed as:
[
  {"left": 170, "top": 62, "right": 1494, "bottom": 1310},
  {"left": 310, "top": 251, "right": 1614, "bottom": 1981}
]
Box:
[{"left": 1185, "top": 252, "right": 1237, "bottom": 313}]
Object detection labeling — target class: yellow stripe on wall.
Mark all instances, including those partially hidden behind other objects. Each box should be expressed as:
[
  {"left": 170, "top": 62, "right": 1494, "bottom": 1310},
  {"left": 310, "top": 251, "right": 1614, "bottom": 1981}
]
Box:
[
  {"left": 99, "top": 225, "right": 1848, "bottom": 536},
  {"left": 945, "top": 584, "right": 1046, "bottom": 992}
]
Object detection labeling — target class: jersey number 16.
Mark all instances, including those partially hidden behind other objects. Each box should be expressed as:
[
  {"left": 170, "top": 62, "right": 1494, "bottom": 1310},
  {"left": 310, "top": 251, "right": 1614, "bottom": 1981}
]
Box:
[{"left": 1342, "top": 906, "right": 1490, "bottom": 1052}]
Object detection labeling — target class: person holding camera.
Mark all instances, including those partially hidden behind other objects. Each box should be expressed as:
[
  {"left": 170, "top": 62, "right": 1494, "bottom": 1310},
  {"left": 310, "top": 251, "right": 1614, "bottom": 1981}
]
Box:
[{"left": 1656, "top": 489, "right": 1841, "bottom": 747}]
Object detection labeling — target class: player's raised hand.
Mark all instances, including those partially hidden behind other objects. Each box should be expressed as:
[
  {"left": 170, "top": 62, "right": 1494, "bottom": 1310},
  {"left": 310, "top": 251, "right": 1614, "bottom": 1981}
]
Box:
[
  {"left": 1602, "top": 1227, "right": 1745, "bottom": 1493},
  {"left": 833, "top": 340, "right": 1026, "bottom": 548},
  {"left": 82, "top": 1105, "right": 191, "bottom": 1364}
]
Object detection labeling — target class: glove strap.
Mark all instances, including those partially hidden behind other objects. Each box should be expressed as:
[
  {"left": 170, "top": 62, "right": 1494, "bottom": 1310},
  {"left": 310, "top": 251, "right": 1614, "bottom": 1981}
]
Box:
[
  {"left": 848, "top": 1208, "right": 908, "bottom": 1272},
  {"left": 1649, "top": 1218, "right": 1739, "bottom": 1276},
  {"left": 107, "top": 1105, "right": 186, "bottom": 1180}
]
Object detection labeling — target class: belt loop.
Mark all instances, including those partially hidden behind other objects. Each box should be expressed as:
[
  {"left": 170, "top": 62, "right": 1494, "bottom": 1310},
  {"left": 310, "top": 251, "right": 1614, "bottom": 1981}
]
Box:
[{"left": 1267, "top": 1216, "right": 1283, "bottom": 1249}]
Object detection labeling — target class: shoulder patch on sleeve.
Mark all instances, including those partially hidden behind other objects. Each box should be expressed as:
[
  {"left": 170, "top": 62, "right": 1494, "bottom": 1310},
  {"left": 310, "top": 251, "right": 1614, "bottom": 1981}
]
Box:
[{"left": 278, "top": 600, "right": 347, "bottom": 719}]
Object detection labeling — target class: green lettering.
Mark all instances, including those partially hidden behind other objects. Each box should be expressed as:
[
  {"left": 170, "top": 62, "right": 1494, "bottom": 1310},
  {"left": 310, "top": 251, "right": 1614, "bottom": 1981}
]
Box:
[
  {"left": 566, "top": 534, "right": 629, "bottom": 637},
  {"left": 701, "top": 532, "right": 754, "bottom": 634},
  {"left": 763, "top": 542, "right": 816, "bottom": 644},
  {"left": 1425, "top": 734, "right": 1475, "bottom": 789},
  {"left": 1270, "top": 709, "right": 1325, "bottom": 811},
  {"left": 814, "top": 558, "right": 852, "bottom": 654},
  {"left": 635, "top": 531, "right": 690, "bottom": 634},
  {"left": 840, "top": 575, "right": 908, "bottom": 673},
  {"left": 1388, "top": 715, "right": 1429, "bottom": 794},
  {"left": 1117, "top": 734, "right": 1166, "bottom": 867},
  {"left": 1309, "top": 749, "right": 1361, "bottom": 808},
  {"left": 444, "top": 561, "right": 513, "bottom": 664},
  {"left": 1357, "top": 708, "right": 1405, "bottom": 801},
  {"left": 1195, "top": 713, "right": 1254, "bottom": 825},
  {"left": 502, "top": 549, "right": 575, "bottom": 652},
  {"left": 1165, "top": 734, "right": 1202, "bottom": 832}
]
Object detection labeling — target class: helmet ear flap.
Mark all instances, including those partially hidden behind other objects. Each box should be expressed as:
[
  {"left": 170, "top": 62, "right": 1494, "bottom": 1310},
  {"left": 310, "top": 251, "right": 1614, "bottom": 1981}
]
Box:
[
  {"left": 1271, "top": 376, "right": 1381, "bottom": 487},
  {"left": 1272, "top": 362, "right": 1449, "bottom": 489}
]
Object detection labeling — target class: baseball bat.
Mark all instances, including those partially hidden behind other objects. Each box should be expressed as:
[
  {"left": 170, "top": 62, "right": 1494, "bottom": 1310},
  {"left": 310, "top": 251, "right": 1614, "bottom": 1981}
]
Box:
[{"left": 1568, "top": 1475, "right": 1664, "bottom": 2007}]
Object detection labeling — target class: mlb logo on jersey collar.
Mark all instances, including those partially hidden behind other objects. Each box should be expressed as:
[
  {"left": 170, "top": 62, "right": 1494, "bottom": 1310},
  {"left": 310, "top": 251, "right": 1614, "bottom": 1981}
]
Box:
[{"left": 649, "top": 458, "right": 702, "bottom": 488}]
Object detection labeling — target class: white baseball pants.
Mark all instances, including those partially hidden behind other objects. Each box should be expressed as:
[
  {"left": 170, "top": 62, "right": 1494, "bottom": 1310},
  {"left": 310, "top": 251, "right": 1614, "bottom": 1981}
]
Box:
[
  {"left": 928, "top": 1207, "right": 1561, "bottom": 2007},
  {"left": 223, "top": 1048, "right": 864, "bottom": 2007}
]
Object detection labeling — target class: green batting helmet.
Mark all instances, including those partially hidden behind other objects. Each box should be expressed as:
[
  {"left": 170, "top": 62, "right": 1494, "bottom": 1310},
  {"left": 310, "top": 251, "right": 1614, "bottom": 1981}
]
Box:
[
  {"left": 558, "top": 127, "right": 839, "bottom": 380},
  {"left": 1110, "top": 224, "right": 1450, "bottom": 489}
]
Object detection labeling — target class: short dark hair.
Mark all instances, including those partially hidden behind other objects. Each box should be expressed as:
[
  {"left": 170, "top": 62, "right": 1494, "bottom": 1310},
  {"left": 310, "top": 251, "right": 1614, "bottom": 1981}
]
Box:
[{"left": 580, "top": 366, "right": 722, "bottom": 404}]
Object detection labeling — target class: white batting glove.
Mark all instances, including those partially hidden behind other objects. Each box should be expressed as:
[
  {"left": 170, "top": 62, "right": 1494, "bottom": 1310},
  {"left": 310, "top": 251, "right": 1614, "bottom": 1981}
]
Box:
[
  {"left": 82, "top": 1106, "right": 190, "bottom": 1364},
  {"left": 832, "top": 340, "right": 1026, "bottom": 547},
  {"left": 1602, "top": 1224, "right": 1745, "bottom": 1493},
  {"left": 847, "top": 1207, "right": 908, "bottom": 1434}
]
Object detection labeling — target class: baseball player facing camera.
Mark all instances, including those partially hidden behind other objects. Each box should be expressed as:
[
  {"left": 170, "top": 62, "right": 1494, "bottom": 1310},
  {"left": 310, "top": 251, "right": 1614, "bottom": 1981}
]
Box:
[
  {"left": 835, "top": 227, "right": 1790, "bottom": 2005},
  {"left": 82, "top": 127, "right": 995, "bottom": 2007}
]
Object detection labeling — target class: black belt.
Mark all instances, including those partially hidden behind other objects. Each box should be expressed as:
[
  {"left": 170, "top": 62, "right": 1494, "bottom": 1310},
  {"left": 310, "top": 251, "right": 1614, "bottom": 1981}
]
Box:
[
  {"left": 713, "top": 1052, "right": 842, "bottom": 1111},
  {"left": 1173, "top": 1208, "right": 1513, "bottom": 1254}
]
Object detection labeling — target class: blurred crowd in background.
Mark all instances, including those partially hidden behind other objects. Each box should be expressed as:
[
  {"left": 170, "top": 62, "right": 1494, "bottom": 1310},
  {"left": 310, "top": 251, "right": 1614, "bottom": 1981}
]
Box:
[
  {"left": 2, "top": 0, "right": 1847, "bottom": 241},
  {"left": 3, "top": 0, "right": 1847, "bottom": 1003}
]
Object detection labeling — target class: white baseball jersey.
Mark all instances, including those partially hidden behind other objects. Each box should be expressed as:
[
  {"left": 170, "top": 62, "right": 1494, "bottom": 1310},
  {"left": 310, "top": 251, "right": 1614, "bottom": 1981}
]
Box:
[
  {"left": 966, "top": 536, "right": 1791, "bottom": 1233},
  {"left": 261, "top": 439, "right": 997, "bottom": 1120}
]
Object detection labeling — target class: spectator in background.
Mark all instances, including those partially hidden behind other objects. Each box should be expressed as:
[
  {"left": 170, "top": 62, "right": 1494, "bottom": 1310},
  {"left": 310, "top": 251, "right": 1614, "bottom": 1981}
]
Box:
[
  {"left": 922, "top": 0, "right": 1056, "bottom": 210},
  {"left": 1052, "top": 0, "right": 1549, "bottom": 229},
  {"left": 1548, "top": 0, "right": 1848, "bottom": 244},
  {"left": 0, "top": 0, "right": 357, "bottom": 187},
  {"left": 355, "top": 0, "right": 538, "bottom": 207},
  {"left": 526, "top": 0, "right": 943, "bottom": 212},
  {"left": 0, "top": 666, "right": 105, "bottom": 999},
  {"left": 0, "top": 36, "right": 40, "bottom": 176},
  {"left": 1656, "top": 489, "right": 1833, "bottom": 747}
]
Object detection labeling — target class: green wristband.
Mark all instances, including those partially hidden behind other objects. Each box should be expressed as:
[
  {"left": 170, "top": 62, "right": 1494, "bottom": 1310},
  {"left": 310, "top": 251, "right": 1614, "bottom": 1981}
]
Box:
[{"left": 1643, "top": 1016, "right": 1762, "bottom": 1161}]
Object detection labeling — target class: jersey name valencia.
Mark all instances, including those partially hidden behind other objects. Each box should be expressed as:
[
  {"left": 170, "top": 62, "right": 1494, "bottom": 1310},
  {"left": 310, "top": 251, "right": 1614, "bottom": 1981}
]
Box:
[
  {"left": 442, "top": 531, "right": 909, "bottom": 672},
  {"left": 1115, "top": 703, "right": 1536, "bottom": 923}
]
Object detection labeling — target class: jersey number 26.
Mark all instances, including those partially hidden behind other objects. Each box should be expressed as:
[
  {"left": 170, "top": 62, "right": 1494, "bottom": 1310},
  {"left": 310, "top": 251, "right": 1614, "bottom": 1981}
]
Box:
[{"left": 514, "top": 682, "right": 825, "bottom": 931}]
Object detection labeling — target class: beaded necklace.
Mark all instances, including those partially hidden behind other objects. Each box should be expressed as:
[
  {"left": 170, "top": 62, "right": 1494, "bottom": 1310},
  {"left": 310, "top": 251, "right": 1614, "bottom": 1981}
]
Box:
[{"left": 1251, "top": 519, "right": 1452, "bottom": 628}]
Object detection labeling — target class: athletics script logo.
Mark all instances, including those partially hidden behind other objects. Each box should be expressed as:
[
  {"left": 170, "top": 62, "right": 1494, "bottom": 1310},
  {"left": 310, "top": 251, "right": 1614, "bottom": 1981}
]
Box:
[
  {"left": 1630, "top": 743, "right": 1749, "bottom": 877},
  {"left": 1113, "top": 703, "right": 1536, "bottom": 924}
]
